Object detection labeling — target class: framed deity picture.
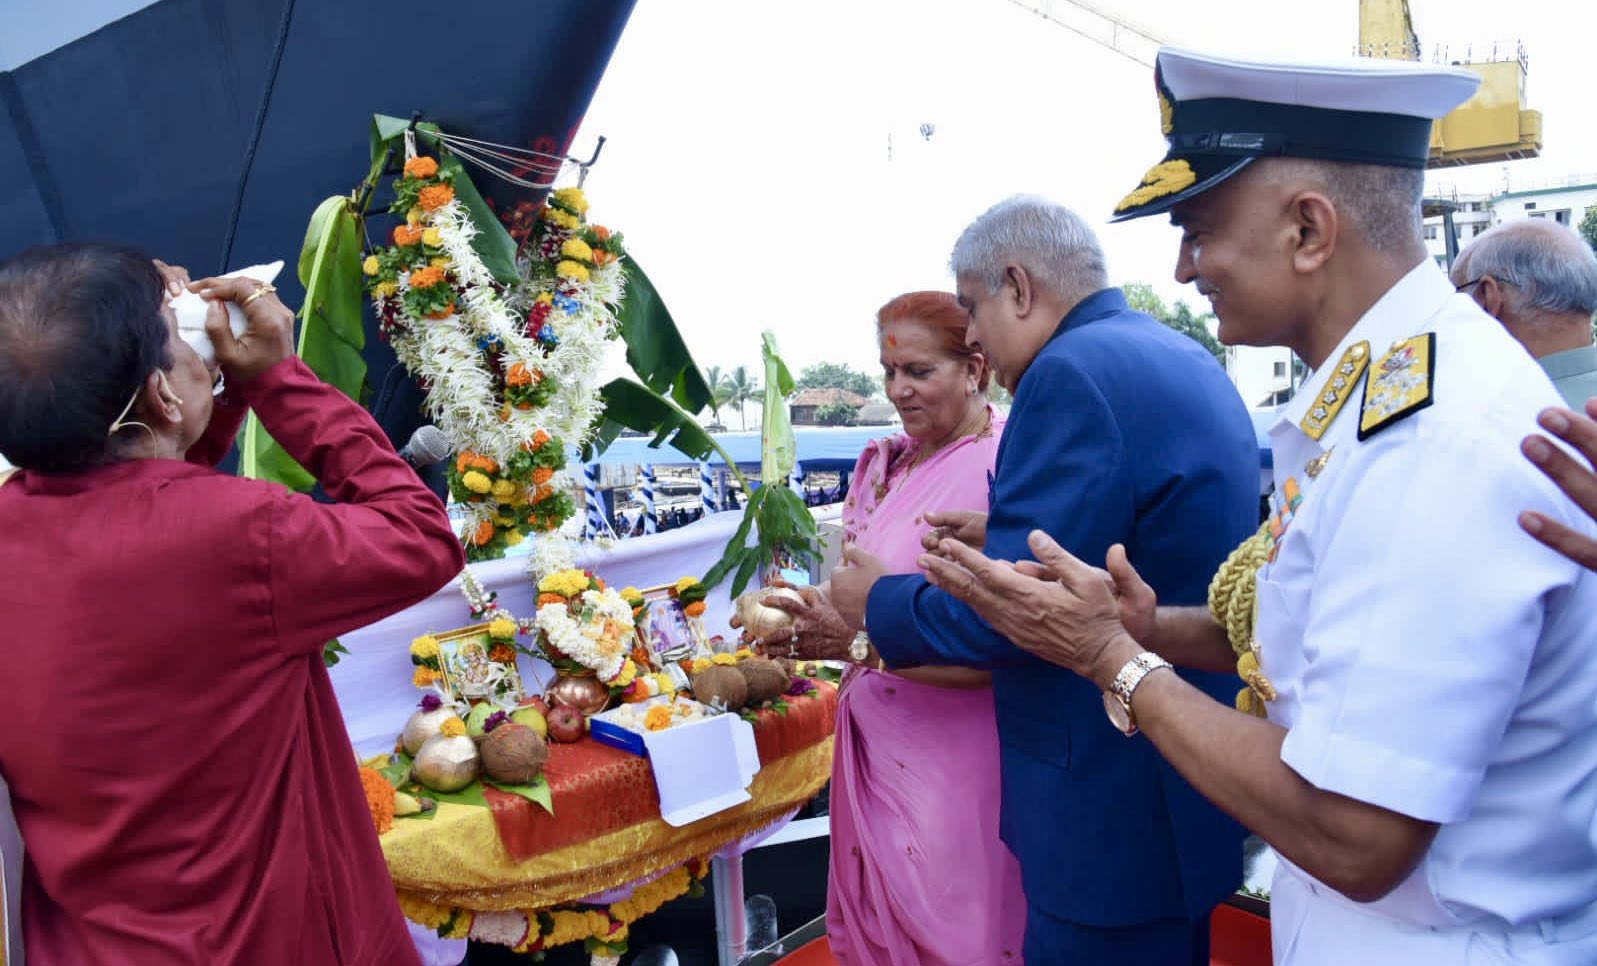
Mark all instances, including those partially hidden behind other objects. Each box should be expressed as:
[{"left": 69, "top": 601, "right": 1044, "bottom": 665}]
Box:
[
  {"left": 433, "top": 623, "right": 524, "bottom": 704},
  {"left": 634, "top": 584, "right": 710, "bottom": 663}
]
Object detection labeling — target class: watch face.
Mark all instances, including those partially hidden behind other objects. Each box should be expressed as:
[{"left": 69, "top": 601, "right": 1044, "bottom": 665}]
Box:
[
  {"left": 849, "top": 634, "right": 869, "bottom": 662},
  {"left": 1103, "top": 691, "right": 1135, "bottom": 735}
]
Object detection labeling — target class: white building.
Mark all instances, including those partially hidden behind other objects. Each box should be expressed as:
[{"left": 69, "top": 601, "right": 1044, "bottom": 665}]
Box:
[
  {"left": 1492, "top": 177, "right": 1597, "bottom": 230},
  {"left": 1226, "top": 344, "right": 1297, "bottom": 410},
  {"left": 1423, "top": 191, "right": 1495, "bottom": 266}
]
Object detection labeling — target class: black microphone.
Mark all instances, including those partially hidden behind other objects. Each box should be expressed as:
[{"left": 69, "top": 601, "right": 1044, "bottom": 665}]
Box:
[{"left": 399, "top": 424, "right": 452, "bottom": 469}]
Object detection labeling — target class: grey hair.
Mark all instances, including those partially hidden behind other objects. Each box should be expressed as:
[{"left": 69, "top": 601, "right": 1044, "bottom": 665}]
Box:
[
  {"left": 949, "top": 195, "right": 1109, "bottom": 298},
  {"left": 1271, "top": 159, "right": 1426, "bottom": 253},
  {"left": 1464, "top": 220, "right": 1597, "bottom": 316}
]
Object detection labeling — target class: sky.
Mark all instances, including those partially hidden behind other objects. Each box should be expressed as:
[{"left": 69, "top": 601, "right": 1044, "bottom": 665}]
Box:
[{"left": 572, "top": 0, "right": 1597, "bottom": 391}]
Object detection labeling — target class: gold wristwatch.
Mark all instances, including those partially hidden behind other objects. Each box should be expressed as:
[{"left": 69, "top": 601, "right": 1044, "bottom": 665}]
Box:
[
  {"left": 849, "top": 630, "right": 871, "bottom": 663},
  {"left": 1103, "top": 652, "right": 1173, "bottom": 736}
]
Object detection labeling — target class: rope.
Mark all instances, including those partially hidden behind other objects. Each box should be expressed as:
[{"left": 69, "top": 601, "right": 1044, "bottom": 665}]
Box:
[
  {"left": 698, "top": 461, "right": 720, "bottom": 515},
  {"left": 218, "top": 0, "right": 297, "bottom": 272},
  {"left": 640, "top": 465, "right": 657, "bottom": 535}
]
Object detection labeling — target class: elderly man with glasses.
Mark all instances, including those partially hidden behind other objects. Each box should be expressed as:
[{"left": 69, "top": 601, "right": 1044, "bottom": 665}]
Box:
[{"left": 1451, "top": 218, "right": 1597, "bottom": 407}]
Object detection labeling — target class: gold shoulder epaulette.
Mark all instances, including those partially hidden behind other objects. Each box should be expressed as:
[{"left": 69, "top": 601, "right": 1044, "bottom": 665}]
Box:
[
  {"left": 1359, "top": 333, "right": 1435, "bottom": 440},
  {"left": 1299, "top": 341, "right": 1369, "bottom": 440}
]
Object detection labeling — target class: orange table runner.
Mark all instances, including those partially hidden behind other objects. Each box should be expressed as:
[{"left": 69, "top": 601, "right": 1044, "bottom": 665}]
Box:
[{"left": 482, "top": 682, "right": 837, "bottom": 861}]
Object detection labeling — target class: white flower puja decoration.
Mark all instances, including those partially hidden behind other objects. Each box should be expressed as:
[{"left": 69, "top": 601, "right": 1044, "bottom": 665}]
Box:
[
  {"left": 370, "top": 147, "right": 627, "bottom": 565},
  {"left": 534, "top": 588, "right": 636, "bottom": 681}
]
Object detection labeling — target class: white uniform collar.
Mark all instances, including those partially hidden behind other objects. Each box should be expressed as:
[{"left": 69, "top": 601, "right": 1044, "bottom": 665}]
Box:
[{"left": 1274, "top": 259, "right": 1454, "bottom": 441}]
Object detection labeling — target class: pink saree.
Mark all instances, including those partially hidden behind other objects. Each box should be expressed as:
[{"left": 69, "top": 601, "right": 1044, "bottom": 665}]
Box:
[{"left": 827, "top": 410, "right": 1026, "bottom": 965}]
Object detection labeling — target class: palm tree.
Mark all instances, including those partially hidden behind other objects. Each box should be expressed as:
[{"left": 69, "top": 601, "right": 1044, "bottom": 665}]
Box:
[
  {"left": 703, "top": 366, "right": 728, "bottom": 426},
  {"left": 727, "top": 365, "right": 761, "bottom": 431}
]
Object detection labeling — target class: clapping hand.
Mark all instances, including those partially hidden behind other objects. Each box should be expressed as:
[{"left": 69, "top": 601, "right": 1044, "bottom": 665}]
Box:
[
  {"left": 1521, "top": 402, "right": 1597, "bottom": 570},
  {"left": 921, "top": 510, "right": 989, "bottom": 553},
  {"left": 919, "top": 531, "right": 1140, "bottom": 687}
]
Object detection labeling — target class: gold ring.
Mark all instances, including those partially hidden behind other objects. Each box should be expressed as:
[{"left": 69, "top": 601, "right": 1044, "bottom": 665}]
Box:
[{"left": 241, "top": 282, "right": 277, "bottom": 306}]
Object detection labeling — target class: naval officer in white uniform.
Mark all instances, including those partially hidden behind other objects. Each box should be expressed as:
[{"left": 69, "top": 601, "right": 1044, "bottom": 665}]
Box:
[{"left": 914, "top": 47, "right": 1597, "bottom": 964}]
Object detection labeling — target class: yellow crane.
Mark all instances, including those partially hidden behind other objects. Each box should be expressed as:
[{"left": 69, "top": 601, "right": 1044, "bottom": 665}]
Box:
[{"left": 1358, "top": 0, "right": 1542, "bottom": 167}]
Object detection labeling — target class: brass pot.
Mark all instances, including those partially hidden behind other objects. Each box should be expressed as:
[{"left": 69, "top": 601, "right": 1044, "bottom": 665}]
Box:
[{"left": 547, "top": 672, "right": 611, "bottom": 716}]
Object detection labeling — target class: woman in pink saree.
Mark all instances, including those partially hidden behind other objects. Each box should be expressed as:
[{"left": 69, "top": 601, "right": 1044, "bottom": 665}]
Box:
[{"left": 767, "top": 292, "right": 1025, "bottom": 964}]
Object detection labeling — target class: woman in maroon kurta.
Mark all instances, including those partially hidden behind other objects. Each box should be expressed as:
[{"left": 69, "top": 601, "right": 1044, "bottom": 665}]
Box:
[{"left": 0, "top": 245, "right": 464, "bottom": 964}]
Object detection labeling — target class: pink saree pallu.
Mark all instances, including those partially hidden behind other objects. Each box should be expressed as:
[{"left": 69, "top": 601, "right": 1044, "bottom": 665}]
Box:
[{"left": 827, "top": 413, "right": 1026, "bottom": 965}]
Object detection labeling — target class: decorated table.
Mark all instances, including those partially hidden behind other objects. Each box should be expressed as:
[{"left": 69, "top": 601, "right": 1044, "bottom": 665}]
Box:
[{"left": 381, "top": 681, "right": 835, "bottom": 953}]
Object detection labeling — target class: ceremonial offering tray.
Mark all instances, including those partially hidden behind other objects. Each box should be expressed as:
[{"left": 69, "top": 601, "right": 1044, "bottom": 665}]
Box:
[{"left": 590, "top": 694, "right": 717, "bottom": 757}]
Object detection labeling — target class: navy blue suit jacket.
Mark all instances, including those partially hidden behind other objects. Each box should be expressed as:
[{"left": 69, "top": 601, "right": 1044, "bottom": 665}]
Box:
[{"left": 867, "top": 288, "right": 1256, "bottom": 928}]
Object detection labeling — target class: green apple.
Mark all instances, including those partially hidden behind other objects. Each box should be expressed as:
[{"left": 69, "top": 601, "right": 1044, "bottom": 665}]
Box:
[
  {"left": 510, "top": 706, "right": 548, "bottom": 738},
  {"left": 465, "top": 702, "right": 497, "bottom": 737}
]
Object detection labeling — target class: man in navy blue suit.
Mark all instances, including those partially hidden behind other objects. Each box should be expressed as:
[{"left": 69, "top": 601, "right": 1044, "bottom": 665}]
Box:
[{"left": 815, "top": 195, "right": 1258, "bottom": 963}]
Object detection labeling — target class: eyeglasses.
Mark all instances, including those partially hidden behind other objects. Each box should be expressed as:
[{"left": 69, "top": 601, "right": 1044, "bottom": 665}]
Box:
[{"left": 1455, "top": 277, "right": 1486, "bottom": 294}]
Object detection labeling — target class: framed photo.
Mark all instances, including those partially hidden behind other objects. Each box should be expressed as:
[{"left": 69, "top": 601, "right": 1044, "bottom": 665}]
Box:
[
  {"left": 634, "top": 584, "right": 710, "bottom": 663},
  {"left": 434, "top": 623, "right": 524, "bottom": 703}
]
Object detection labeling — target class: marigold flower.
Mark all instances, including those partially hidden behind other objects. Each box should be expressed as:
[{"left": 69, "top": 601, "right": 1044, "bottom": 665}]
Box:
[
  {"left": 684, "top": 601, "right": 707, "bottom": 618},
  {"left": 418, "top": 184, "right": 456, "bottom": 211},
  {"left": 362, "top": 255, "right": 381, "bottom": 276},
  {"left": 429, "top": 256, "right": 451, "bottom": 270},
  {"left": 645, "top": 705, "right": 673, "bottom": 732},
  {"left": 691, "top": 657, "right": 712, "bottom": 674},
  {"left": 408, "top": 265, "right": 446, "bottom": 289},
  {"left": 489, "top": 617, "right": 517, "bottom": 640},
  {"left": 421, "top": 226, "right": 444, "bottom": 248},
  {"left": 461, "top": 470, "right": 492, "bottom": 494},
  {"left": 404, "top": 155, "right": 440, "bottom": 179},
  {"left": 490, "top": 479, "right": 518, "bottom": 501},
  {"left": 489, "top": 644, "right": 516, "bottom": 663},
  {"left": 610, "top": 659, "right": 637, "bottom": 689},
  {"left": 673, "top": 576, "right": 700, "bottom": 594},
  {"left": 621, "top": 586, "right": 644, "bottom": 604},
  {"left": 393, "top": 224, "right": 425, "bottom": 246},
  {"left": 424, "top": 303, "right": 456, "bottom": 320},
  {"left": 406, "top": 207, "right": 424, "bottom": 227},
  {"left": 712, "top": 652, "right": 737, "bottom": 666},
  {"left": 505, "top": 362, "right": 534, "bottom": 387},
  {"left": 373, "top": 280, "right": 400, "bottom": 299},
  {"left": 359, "top": 767, "right": 396, "bottom": 835},
  {"left": 505, "top": 530, "right": 524, "bottom": 547},
  {"left": 413, "top": 667, "right": 435, "bottom": 688},
  {"left": 555, "top": 260, "right": 590, "bottom": 282},
  {"left": 537, "top": 592, "right": 566, "bottom": 606},
  {"left": 471, "top": 519, "right": 495, "bottom": 546},
  {"left": 410, "top": 635, "right": 440, "bottom": 660},
  {"left": 592, "top": 250, "right": 612, "bottom": 266},
  {"left": 552, "top": 186, "right": 590, "bottom": 214},
  {"left": 531, "top": 484, "right": 554, "bottom": 503},
  {"left": 560, "top": 238, "right": 594, "bottom": 263},
  {"left": 531, "top": 466, "right": 554, "bottom": 485},
  {"left": 591, "top": 225, "right": 611, "bottom": 241},
  {"left": 532, "top": 429, "right": 552, "bottom": 448},
  {"left": 439, "top": 716, "right": 467, "bottom": 738},
  {"left": 622, "top": 680, "right": 651, "bottom": 703}
]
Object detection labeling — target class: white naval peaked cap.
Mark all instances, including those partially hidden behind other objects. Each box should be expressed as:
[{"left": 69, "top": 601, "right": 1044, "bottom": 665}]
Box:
[{"left": 1111, "top": 47, "right": 1481, "bottom": 222}]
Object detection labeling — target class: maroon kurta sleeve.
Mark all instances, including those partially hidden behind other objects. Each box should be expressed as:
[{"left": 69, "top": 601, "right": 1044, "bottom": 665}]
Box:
[
  {"left": 184, "top": 382, "right": 249, "bottom": 467},
  {"left": 236, "top": 357, "right": 465, "bottom": 656}
]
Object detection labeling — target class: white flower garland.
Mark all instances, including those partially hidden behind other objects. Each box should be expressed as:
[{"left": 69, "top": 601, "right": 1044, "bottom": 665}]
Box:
[{"left": 534, "top": 588, "right": 636, "bottom": 681}]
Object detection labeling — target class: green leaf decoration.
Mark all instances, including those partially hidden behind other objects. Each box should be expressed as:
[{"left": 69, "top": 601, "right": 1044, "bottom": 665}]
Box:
[
  {"left": 484, "top": 775, "right": 555, "bottom": 815},
  {"left": 584, "top": 378, "right": 719, "bottom": 463},
  {"left": 240, "top": 195, "right": 367, "bottom": 490},
  {"left": 369, "top": 114, "right": 417, "bottom": 166},
  {"left": 759, "top": 331, "right": 797, "bottom": 488},
  {"left": 322, "top": 638, "right": 349, "bottom": 668},
  {"left": 616, "top": 259, "right": 711, "bottom": 412},
  {"left": 433, "top": 150, "right": 520, "bottom": 285}
]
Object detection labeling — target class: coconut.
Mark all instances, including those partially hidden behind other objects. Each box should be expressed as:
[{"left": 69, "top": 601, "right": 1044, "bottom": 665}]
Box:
[
  {"left": 412, "top": 733, "right": 480, "bottom": 792},
  {"left": 400, "top": 705, "right": 458, "bottom": 756},
  {"left": 692, "top": 664, "right": 749, "bottom": 711},
  {"left": 734, "top": 588, "right": 804, "bottom": 641},
  {"left": 737, "top": 656, "right": 790, "bottom": 705},
  {"left": 478, "top": 723, "right": 549, "bottom": 785}
]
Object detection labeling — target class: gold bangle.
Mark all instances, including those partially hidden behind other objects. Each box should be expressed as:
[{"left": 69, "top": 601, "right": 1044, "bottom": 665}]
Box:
[{"left": 241, "top": 282, "right": 277, "bottom": 306}]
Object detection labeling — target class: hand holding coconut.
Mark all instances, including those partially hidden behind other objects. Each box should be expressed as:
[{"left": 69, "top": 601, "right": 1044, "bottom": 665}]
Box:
[{"left": 732, "top": 582, "right": 853, "bottom": 660}]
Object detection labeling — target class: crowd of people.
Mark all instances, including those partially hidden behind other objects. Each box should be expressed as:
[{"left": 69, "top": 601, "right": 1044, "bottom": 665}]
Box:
[{"left": 2, "top": 39, "right": 1597, "bottom": 966}]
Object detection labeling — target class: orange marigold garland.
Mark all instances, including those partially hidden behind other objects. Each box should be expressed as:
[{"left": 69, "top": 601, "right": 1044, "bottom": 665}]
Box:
[{"left": 359, "top": 767, "right": 397, "bottom": 835}]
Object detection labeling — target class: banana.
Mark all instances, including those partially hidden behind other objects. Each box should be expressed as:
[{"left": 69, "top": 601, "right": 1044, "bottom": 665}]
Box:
[{"left": 394, "top": 792, "right": 422, "bottom": 816}]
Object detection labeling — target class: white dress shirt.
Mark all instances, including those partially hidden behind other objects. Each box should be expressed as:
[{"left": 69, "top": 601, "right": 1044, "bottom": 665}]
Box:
[{"left": 1256, "top": 261, "right": 1597, "bottom": 963}]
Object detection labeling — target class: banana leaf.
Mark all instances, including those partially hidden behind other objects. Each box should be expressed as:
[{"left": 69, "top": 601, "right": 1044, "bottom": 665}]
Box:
[
  {"left": 702, "top": 333, "right": 816, "bottom": 596},
  {"left": 616, "top": 259, "right": 712, "bottom": 412},
  {"left": 369, "top": 114, "right": 519, "bottom": 285},
  {"left": 239, "top": 194, "right": 366, "bottom": 490},
  {"left": 584, "top": 378, "right": 718, "bottom": 462}
]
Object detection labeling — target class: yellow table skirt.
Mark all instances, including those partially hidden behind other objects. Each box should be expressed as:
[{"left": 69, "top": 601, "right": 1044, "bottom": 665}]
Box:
[{"left": 386, "top": 737, "right": 832, "bottom": 912}]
